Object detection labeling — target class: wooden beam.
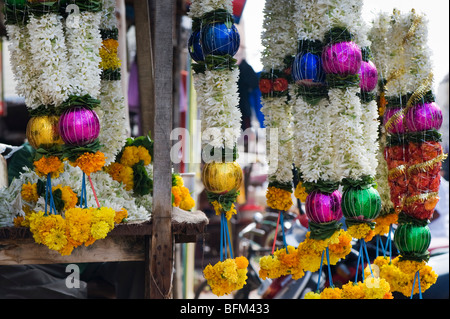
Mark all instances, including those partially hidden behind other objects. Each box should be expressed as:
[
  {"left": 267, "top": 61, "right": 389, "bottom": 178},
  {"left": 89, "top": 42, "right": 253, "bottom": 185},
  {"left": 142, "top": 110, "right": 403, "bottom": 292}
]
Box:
[
  {"left": 133, "top": 0, "right": 155, "bottom": 137},
  {"left": 149, "top": 0, "right": 175, "bottom": 299}
]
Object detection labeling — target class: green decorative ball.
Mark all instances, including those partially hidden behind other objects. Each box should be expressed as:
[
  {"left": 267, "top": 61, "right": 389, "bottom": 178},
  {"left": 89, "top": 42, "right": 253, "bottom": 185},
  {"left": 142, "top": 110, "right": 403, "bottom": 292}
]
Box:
[
  {"left": 341, "top": 186, "right": 381, "bottom": 221},
  {"left": 394, "top": 223, "right": 431, "bottom": 256}
]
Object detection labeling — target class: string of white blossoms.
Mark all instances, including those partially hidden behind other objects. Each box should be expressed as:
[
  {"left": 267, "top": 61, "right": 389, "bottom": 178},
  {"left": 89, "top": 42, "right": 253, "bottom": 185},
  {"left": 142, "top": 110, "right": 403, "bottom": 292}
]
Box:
[
  {"left": 189, "top": 0, "right": 241, "bottom": 151},
  {"left": 260, "top": 0, "right": 296, "bottom": 185},
  {"left": 292, "top": 0, "right": 334, "bottom": 183},
  {"left": 65, "top": 10, "right": 102, "bottom": 98},
  {"left": 326, "top": 0, "right": 377, "bottom": 182},
  {"left": 26, "top": 12, "right": 72, "bottom": 108},
  {"left": 368, "top": 12, "right": 394, "bottom": 214},
  {"left": 5, "top": 24, "right": 42, "bottom": 109},
  {"left": 97, "top": 0, "right": 128, "bottom": 164},
  {"left": 384, "top": 9, "right": 432, "bottom": 97}
]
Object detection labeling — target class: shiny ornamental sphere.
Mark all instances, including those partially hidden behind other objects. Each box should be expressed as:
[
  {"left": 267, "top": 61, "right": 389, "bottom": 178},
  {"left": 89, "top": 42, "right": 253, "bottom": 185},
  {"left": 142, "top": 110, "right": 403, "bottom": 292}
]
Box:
[
  {"left": 292, "top": 52, "right": 326, "bottom": 86},
  {"left": 26, "top": 115, "right": 64, "bottom": 150},
  {"left": 341, "top": 186, "right": 381, "bottom": 222},
  {"left": 200, "top": 22, "right": 240, "bottom": 57},
  {"left": 202, "top": 161, "right": 243, "bottom": 194},
  {"left": 59, "top": 106, "right": 100, "bottom": 146}
]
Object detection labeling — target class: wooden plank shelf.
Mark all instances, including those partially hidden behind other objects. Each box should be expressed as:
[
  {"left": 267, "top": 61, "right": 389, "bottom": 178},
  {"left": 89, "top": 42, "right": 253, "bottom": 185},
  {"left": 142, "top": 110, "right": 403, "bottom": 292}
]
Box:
[{"left": 0, "top": 209, "right": 208, "bottom": 266}]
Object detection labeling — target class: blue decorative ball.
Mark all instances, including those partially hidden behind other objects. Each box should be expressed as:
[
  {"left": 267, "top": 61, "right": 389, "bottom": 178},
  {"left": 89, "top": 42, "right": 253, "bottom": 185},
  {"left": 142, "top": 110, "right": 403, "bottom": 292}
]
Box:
[
  {"left": 200, "top": 22, "right": 240, "bottom": 56},
  {"left": 188, "top": 30, "right": 204, "bottom": 62},
  {"left": 292, "top": 52, "right": 325, "bottom": 86}
]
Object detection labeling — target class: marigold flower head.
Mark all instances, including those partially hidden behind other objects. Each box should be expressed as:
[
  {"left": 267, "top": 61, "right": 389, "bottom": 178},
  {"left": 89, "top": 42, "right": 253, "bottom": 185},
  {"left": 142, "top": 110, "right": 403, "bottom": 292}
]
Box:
[
  {"left": 114, "top": 208, "right": 128, "bottom": 224},
  {"left": 120, "top": 146, "right": 151, "bottom": 167},
  {"left": 34, "top": 156, "right": 64, "bottom": 178},
  {"left": 73, "top": 151, "right": 106, "bottom": 175},
  {"left": 266, "top": 186, "right": 293, "bottom": 211},
  {"left": 347, "top": 223, "right": 375, "bottom": 241},
  {"left": 203, "top": 258, "right": 248, "bottom": 297},
  {"left": 21, "top": 182, "right": 39, "bottom": 203},
  {"left": 99, "top": 38, "right": 121, "bottom": 70},
  {"left": 294, "top": 182, "right": 308, "bottom": 202}
]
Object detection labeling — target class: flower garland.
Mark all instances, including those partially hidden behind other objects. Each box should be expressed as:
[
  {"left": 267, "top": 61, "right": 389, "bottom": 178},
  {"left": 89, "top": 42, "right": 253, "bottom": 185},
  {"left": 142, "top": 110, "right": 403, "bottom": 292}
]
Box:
[
  {"left": 171, "top": 173, "right": 196, "bottom": 212},
  {"left": 96, "top": 0, "right": 127, "bottom": 164},
  {"left": 188, "top": 0, "right": 246, "bottom": 296},
  {"left": 373, "top": 9, "right": 446, "bottom": 298}
]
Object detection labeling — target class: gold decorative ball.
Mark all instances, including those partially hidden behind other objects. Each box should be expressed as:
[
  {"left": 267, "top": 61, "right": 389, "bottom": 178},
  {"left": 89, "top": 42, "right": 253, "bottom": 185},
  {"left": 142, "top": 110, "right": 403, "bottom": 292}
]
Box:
[
  {"left": 26, "top": 115, "right": 64, "bottom": 150},
  {"left": 202, "top": 161, "right": 243, "bottom": 194}
]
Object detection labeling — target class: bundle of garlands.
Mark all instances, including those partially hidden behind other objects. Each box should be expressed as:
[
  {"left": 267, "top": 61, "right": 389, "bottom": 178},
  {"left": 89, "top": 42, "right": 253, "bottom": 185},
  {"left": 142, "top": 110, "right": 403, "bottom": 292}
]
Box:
[
  {"left": 5, "top": 0, "right": 128, "bottom": 255},
  {"left": 374, "top": 9, "right": 442, "bottom": 298},
  {"left": 188, "top": 0, "right": 248, "bottom": 297}
]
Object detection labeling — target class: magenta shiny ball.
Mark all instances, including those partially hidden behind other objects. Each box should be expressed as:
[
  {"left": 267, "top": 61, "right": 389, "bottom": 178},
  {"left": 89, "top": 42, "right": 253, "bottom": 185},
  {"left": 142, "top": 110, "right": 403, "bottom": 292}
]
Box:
[
  {"left": 305, "top": 189, "right": 343, "bottom": 224},
  {"left": 405, "top": 102, "right": 443, "bottom": 132},
  {"left": 59, "top": 106, "right": 100, "bottom": 146},
  {"left": 383, "top": 107, "right": 406, "bottom": 134},
  {"left": 359, "top": 60, "right": 378, "bottom": 92},
  {"left": 322, "top": 41, "right": 362, "bottom": 76}
]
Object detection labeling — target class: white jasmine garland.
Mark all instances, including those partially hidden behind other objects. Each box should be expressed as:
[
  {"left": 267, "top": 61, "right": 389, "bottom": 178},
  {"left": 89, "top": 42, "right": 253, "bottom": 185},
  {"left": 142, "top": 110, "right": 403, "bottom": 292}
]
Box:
[
  {"left": 5, "top": 24, "right": 42, "bottom": 109},
  {"left": 293, "top": 0, "right": 332, "bottom": 41},
  {"left": 65, "top": 11, "right": 103, "bottom": 98},
  {"left": 100, "top": 0, "right": 117, "bottom": 30},
  {"left": 360, "top": 99, "right": 380, "bottom": 176},
  {"left": 193, "top": 65, "right": 241, "bottom": 150},
  {"left": 97, "top": 81, "right": 127, "bottom": 164},
  {"left": 26, "top": 13, "right": 71, "bottom": 108},
  {"left": 368, "top": 12, "right": 393, "bottom": 85},
  {"left": 328, "top": 86, "right": 371, "bottom": 181}
]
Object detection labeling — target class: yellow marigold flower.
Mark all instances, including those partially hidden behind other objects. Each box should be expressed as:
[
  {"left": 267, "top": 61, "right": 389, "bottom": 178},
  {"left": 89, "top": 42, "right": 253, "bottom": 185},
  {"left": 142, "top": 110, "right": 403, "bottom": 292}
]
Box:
[
  {"left": 34, "top": 156, "right": 64, "bottom": 178},
  {"left": 120, "top": 146, "right": 151, "bottom": 167},
  {"left": 99, "top": 38, "right": 121, "bottom": 70},
  {"left": 114, "top": 208, "right": 128, "bottom": 224},
  {"left": 203, "top": 258, "right": 248, "bottom": 297},
  {"left": 362, "top": 277, "right": 391, "bottom": 299},
  {"left": 374, "top": 212, "right": 398, "bottom": 236},
  {"left": 266, "top": 186, "right": 293, "bottom": 211},
  {"left": 341, "top": 282, "right": 365, "bottom": 299},
  {"left": 104, "top": 162, "right": 124, "bottom": 181},
  {"left": 328, "top": 229, "right": 353, "bottom": 260},
  {"left": 59, "top": 243, "right": 75, "bottom": 256},
  {"left": 65, "top": 207, "right": 92, "bottom": 247},
  {"left": 73, "top": 151, "right": 106, "bottom": 176},
  {"left": 211, "top": 200, "right": 237, "bottom": 220},
  {"left": 105, "top": 162, "right": 134, "bottom": 190},
  {"left": 294, "top": 182, "right": 308, "bottom": 202},
  {"left": 304, "top": 291, "right": 321, "bottom": 299},
  {"left": 174, "top": 175, "right": 184, "bottom": 187},
  {"left": 172, "top": 186, "right": 182, "bottom": 207},
  {"left": 235, "top": 256, "right": 249, "bottom": 269},
  {"left": 347, "top": 223, "right": 375, "bottom": 241},
  {"left": 179, "top": 195, "right": 195, "bottom": 211},
  {"left": 21, "top": 182, "right": 39, "bottom": 203},
  {"left": 43, "top": 226, "right": 68, "bottom": 252},
  {"left": 320, "top": 287, "right": 342, "bottom": 299},
  {"left": 91, "top": 220, "right": 111, "bottom": 240}
]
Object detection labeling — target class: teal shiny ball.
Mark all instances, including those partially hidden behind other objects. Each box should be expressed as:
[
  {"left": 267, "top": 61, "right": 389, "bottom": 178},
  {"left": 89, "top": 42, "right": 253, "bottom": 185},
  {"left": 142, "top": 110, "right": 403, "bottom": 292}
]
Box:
[
  {"left": 341, "top": 186, "right": 381, "bottom": 222},
  {"left": 394, "top": 223, "right": 431, "bottom": 256}
]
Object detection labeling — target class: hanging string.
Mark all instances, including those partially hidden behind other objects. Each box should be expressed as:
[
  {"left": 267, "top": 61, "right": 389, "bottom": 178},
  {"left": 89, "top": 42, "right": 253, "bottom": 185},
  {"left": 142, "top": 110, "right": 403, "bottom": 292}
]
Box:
[
  {"left": 411, "top": 270, "right": 422, "bottom": 299},
  {"left": 326, "top": 247, "right": 334, "bottom": 288},
  {"left": 45, "top": 173, "right": 57, "bottom": 215},
  {"left": 363, "top": 240, "right": 374, "bottom": 278},
  {"left": 271, "top": 211, "right": 281, "bottom": 254},
  {"left": 279, "top": 211, "right": 289, "bottom": 253},
  {"left": 225, "top": 217, "right": 233, "bottom": 259},
  {"left": 88, "top": 175, "right": 101, "bottom": 208},
  {"left": 220, "top": 211, "right": 224, "bottom": 262},
  {"left": 317, "top": 249, "right": 325, "bottom": 292},
  {"left": 355, "top": 241, "right": 363, "bottom": 283}
]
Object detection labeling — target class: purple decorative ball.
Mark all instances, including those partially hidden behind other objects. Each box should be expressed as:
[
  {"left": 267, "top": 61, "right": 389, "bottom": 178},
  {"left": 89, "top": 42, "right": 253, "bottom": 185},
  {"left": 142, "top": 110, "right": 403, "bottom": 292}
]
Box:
[
  {"left": 59, "top": 106, "right": 100, "bottom": 146},
  {"left": 359, "top": 60, "right": 378, "bottom": 92},
  {"left": 305, "top": 189, "right": 343, "bottom": 224},
  {"left": 383, "top": 107, "right": 406, "bottom": 134},
  {"left": 405, "top": 102, "right": 443, "bottom": 132},
  {"left": 322, "top": 41, "right": 362, "bottom": 76}
]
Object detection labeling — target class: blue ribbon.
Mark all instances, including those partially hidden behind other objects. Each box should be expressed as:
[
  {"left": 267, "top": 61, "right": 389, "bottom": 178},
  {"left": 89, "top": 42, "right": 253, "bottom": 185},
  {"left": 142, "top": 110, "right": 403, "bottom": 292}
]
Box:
[
  {"left": 411, "top": 270, "right": 422, "bottom": 299},
  {"left": 317, "top": 249, "right": 325, "bottom": 292},
  {"left": 279, "top": 211, "right": 288, "bottom": 253}
]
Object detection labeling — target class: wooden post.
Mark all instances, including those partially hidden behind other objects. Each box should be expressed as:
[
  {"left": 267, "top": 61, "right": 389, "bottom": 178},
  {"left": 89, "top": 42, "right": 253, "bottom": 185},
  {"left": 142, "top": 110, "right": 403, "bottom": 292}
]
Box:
[
  {"left": 149, "top": 0, "right": 175, "bottom": 299},
  {"left": 134, "top": 0, "right": 155, "bottom": 138}
]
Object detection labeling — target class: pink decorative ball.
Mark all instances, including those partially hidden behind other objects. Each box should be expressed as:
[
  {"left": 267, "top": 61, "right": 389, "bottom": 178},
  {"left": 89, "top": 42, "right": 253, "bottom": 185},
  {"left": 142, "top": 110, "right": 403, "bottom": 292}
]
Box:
[
  {"left": 405, "top": 102, "right": 443, "bottom": 132},
  {"left": 359, "top": 60, "right": 378, "bottom": 92},
  {"left": 305, "top": 189, "right": 343, "bottom": 224},
  {"left": 322, "top": 41, "right": 362, "bottom": 76},
  {"left": 383, "top": 107, "right": 406, "bottom": 134},
  {"left": 59, "top": 106, "right": 100, "bottom": 146}
]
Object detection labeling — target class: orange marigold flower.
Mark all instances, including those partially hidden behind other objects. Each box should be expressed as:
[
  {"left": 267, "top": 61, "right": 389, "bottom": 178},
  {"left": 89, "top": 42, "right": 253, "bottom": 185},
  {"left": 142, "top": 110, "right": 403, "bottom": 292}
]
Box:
[
  {"left": 34, "top": 156, "right": 64, "bottom": 178},
  {"left": 73, "top": 151, "right": 106, "bottom": 175}
]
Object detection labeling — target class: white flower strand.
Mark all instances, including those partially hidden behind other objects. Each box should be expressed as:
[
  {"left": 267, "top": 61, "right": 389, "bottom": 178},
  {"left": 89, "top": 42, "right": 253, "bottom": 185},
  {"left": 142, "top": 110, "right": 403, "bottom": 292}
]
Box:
[
  {"left": 194, "top": 68, "right": 242, "bottom": 150},
  {"left": 188, "top": 0, "right": 232, "bottom": 19},
  {"left": 65, "top": 11, "right": 103, "bottom": 98},
  {"left": 5, "top": 24, "right": 42, "bottom": 109},
  {"left": 97, "top": 81, "right": 127, "bottom": 165},
  {"left": 26, "top": 13, "right": 71, "bottom": 107}
]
